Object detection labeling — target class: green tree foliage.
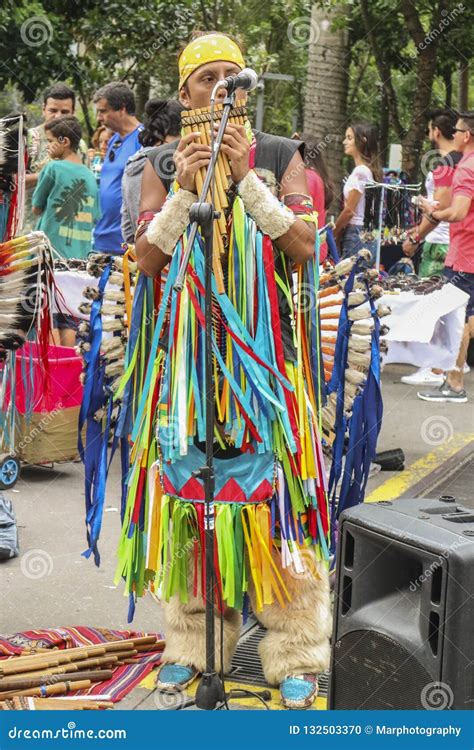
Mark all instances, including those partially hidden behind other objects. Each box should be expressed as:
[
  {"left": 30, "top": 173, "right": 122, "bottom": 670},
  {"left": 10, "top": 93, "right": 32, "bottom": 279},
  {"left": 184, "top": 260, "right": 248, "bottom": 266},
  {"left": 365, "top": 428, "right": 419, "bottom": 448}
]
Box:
[
  {"left": 0, "top": 0, "right": 471, "bottom": 177},
  {"left": 344, "top": 0, "right": 473, "bottom": 176},
  {"left": 0, "top": 0, "right": 312, "bottom": 137}
]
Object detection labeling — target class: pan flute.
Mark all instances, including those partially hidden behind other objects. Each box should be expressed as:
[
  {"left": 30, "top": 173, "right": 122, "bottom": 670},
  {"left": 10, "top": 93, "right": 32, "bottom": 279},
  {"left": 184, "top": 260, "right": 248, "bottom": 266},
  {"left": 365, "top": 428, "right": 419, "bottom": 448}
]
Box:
[{"left": 180, "top": 101, "right": 249, "bottom": 290}]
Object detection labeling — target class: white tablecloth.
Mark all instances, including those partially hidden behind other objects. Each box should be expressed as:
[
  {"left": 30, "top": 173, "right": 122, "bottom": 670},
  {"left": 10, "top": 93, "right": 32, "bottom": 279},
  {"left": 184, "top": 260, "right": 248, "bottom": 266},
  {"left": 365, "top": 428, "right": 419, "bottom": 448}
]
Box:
[
  {"left": 53, "top": 270, "right": 99, "bottom": 319},
  {"left": 381, "top": 284, "right": 469, "bottom": 370},
  {"left": 54, "top": 271, "right": 469, "bottom": 370}
]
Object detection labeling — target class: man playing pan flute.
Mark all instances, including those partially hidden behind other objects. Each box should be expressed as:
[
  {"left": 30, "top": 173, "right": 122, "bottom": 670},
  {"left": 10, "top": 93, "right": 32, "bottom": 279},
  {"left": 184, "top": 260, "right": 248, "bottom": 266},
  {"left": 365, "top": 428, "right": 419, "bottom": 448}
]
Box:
[{"left": 118, "top": 32, "right": 331, "bottom": 710}]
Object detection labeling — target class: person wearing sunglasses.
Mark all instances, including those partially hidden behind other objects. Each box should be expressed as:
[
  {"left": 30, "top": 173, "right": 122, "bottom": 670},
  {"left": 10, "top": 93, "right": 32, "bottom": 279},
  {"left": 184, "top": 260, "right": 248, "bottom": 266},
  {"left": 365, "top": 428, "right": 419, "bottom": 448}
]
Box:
[{"left": 92, "top": 82, "right": 143, "bottom": 254}]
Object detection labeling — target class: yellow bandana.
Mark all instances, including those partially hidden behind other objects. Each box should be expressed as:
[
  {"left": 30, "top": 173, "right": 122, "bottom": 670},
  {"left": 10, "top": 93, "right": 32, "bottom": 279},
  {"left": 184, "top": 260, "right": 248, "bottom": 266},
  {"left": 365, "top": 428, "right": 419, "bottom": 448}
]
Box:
[{"left": 178, "top": 34, "right": 245, "bottom": 90}]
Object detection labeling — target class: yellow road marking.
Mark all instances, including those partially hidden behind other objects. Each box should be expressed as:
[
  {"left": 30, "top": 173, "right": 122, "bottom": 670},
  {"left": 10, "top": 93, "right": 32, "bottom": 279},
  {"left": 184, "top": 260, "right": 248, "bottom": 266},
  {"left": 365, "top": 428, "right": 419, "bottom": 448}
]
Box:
[
  {"left": 138, "top": 670, "right": 326, "bottom": 710},
  {"left": 183, "top": 678, "right": 327, "bottom": 711},
  {"left": 365, "top": 432, "right": 474, "bottom": 503},
  {"left": 138, "top": 671, "right": 158, "bottom": 690}
]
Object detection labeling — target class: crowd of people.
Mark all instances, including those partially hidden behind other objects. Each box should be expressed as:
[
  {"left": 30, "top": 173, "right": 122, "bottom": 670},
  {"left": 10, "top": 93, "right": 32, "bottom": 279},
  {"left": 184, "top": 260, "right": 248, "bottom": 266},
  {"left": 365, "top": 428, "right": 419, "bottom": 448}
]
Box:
[
  {"left": 24, "top": 80, "right": 387, "bottom": 272},
  {"left": 24, "top": 78, "right": 474, "bottom": 403}
]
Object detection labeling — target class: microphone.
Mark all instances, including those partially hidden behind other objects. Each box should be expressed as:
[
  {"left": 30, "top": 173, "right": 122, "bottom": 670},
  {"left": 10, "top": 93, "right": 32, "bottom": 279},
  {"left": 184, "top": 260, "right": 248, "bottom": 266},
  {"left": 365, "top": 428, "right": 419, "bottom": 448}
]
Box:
[{"left": 215, "top": 68, "right": 259, "bottom": 94}]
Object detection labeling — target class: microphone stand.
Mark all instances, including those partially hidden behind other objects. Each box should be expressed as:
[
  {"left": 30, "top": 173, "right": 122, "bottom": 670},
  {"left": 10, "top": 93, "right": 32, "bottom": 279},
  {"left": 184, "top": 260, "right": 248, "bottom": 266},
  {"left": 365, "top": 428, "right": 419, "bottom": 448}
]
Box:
[{"left": 173, "top": 89, "right": 236, "bottom": 710}]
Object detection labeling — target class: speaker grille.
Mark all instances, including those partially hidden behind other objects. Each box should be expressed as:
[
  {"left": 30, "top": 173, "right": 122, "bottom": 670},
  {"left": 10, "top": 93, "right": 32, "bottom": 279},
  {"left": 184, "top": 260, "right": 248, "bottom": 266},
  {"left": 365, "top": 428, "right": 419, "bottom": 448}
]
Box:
[{"left": 332, "top": 630, "right": 433, "bottom": 709}]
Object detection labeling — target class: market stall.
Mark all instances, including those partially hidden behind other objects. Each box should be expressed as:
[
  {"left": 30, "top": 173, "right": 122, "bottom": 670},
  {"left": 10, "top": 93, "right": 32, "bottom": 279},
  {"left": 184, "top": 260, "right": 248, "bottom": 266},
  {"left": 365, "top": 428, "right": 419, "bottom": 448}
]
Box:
[{"left": 380, "top": 282, "right": 469, "bottom": 370}]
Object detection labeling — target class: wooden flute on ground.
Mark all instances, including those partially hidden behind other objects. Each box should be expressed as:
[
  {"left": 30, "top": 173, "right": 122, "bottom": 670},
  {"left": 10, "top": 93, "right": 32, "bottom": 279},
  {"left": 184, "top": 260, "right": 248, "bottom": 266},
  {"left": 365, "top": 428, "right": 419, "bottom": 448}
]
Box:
[
  {"left": 0, "top": 696, "right": 114, "bottom": 710},
  {"left": 0, "top": 670, "right": 114, "bottom": 698},
  {"left": 0, "top": 636, "right": 161, "bottom": 678}
]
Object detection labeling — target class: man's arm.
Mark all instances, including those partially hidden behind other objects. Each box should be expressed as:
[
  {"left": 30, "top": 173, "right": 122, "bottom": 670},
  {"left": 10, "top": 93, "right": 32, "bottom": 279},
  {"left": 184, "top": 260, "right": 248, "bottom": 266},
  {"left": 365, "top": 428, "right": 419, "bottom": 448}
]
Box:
[
  {"left": 420, "top": 162, "right": 474, "bottom": 223},
  {"left": 402, "top": 185, "right": 453, "bottom": 256},
  {"left": 276, "top": 151, "right": 316, "bottom": 264},
  {"left": 25, "top": 173, "right": 39, "bottom": 190},
  {"left": 31, "top": 163, "right": 53, "bottom": 216},
  {"left": 334, "top": 189, "right": 362, "bottom": 243},
  {"left": 433, "top": 195, "right": 472, "bottom": 222},
  {"left": 135, "top": 160, "right": 170, "bottom": 277}
]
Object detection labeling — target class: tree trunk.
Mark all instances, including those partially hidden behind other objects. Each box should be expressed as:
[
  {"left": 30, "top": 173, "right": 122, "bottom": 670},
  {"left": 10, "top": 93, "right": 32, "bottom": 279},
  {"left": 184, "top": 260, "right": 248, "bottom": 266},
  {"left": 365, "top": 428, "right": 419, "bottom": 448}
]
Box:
[
  {"left": 73, "top": 74, "right": 94, "bottom": 142},
  {"left": 458, "top": 62, "right": 469, "bottom": 111},
  {"left": 303, "top": 4, "right": 350, "bottom": 213},
  {"left": 359, "top": 0, "right": 404, "bottom": 141},
  {"left": 379, "top": 88, "right": 389, "bottom": 166},
  {"left": 443, "top": 71, "right": 452, "bottom": 109},
  {"left": 346, "top": 51, "right": 370, "bottom": 119},
  {"left": 135, "top": 75, "right": 150, "bottom": 121},
  {"left": 401, "top": 51, "right": 438, "bottom": 180},
  {"left": 399, "top": 0, "right": 447, "bottom": 181}
]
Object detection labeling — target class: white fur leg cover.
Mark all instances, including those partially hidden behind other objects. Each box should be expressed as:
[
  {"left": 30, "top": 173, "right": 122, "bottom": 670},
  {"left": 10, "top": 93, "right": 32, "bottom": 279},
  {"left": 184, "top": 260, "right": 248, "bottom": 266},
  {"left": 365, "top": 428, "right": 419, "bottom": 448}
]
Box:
[
  {"left": 248, "top": 550, "right": 332, "bottom": 685},
  {"left": 237, "top": 170, "right": 296, "bottom": 239},
  {"left": 145, "top": 189, "right": 196, "bottom": 256},
  {"left": 161, "top": 592, "right": 241, "bottom": 673}
]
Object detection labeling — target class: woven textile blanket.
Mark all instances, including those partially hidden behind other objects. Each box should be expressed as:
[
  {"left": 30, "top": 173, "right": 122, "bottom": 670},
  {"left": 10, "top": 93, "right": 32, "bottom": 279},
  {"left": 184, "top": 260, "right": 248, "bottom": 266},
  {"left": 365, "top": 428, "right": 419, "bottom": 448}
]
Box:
[{"left": 0, "top": 625, "right": 163, "bottom": 702}]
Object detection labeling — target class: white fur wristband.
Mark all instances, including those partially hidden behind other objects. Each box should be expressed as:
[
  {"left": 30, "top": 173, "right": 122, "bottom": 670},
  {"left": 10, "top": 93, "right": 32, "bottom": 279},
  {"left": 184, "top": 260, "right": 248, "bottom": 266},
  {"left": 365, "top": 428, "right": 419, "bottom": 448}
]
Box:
[
  {"left": 146, "top": 188, "right": 197, "bottom": 256},
  {"left": 237, "top": 170, "right": 296, "bottom": 240}
]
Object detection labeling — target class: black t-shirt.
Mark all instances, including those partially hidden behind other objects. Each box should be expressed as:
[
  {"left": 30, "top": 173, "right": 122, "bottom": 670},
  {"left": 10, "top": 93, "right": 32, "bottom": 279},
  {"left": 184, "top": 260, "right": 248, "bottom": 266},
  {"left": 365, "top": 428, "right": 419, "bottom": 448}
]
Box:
[
  {"left": 148, "top": 131, "right": 304, "bottom": 361},
  {"left": 147, "top": 131, "right": 303, "bottom": 197},
  {"left": 437, "top": 150, "right": 463, "bottom": 170}
]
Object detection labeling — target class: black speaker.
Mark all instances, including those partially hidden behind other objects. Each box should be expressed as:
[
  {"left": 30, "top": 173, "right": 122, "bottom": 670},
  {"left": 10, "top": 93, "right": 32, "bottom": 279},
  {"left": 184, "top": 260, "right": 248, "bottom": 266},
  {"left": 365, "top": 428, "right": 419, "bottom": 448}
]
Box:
[{"left": 329, "top": 496, "right": 474, "bottom": 710}]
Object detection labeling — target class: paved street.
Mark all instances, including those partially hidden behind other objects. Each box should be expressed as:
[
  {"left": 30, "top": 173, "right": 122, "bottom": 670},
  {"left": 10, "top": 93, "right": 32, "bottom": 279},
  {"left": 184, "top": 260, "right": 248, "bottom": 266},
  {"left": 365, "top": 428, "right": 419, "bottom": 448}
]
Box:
[{"left": 1, "top": 364, "right": 473, "bottom": 639}]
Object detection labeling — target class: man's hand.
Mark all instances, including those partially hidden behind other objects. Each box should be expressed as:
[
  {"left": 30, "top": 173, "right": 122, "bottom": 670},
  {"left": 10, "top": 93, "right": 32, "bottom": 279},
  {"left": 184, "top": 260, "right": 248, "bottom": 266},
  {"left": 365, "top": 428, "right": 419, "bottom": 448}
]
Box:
[
  {"left": 215, "top": 122, "right": 250, "bottom": 183},
  {"left": 402, "top": 237, "right": 418, "bottom": 257},
  {"left": 174, "top": 132, "right": 211, "bottom": 193},
  {"left": 47, "top": 142, "right": 64, "bottom": 160},
  {"left": 25, "top": 173, "right": 39, "bottom": 190},
  {"left": 418, "top": 196, "right": 438, "bottom": 215}
]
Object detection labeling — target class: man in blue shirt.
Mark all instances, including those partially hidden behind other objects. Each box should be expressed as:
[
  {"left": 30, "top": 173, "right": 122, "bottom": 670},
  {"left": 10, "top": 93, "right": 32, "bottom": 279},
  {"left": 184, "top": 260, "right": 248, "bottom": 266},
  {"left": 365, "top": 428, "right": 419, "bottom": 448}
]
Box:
[{"left": 93, "top": 82, "right": 143, "bottom": 253}]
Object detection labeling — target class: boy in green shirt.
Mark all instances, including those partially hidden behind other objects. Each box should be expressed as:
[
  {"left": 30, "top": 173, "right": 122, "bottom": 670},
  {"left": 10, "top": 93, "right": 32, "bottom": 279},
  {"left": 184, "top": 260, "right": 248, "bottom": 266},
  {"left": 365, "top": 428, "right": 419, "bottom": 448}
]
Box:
[
  {"left": 32, "top": 116, "right": 100, "bottom": 261},
  {"left": 33, "top": 115, "right": 100, "bottom": 345}
]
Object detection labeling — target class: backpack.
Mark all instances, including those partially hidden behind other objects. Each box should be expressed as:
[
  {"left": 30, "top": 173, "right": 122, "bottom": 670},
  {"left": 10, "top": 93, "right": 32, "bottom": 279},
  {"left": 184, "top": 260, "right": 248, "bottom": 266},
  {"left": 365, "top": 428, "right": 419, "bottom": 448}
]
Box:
[{"left": 0, "top": 494, "right": 19, "bottom": 560}]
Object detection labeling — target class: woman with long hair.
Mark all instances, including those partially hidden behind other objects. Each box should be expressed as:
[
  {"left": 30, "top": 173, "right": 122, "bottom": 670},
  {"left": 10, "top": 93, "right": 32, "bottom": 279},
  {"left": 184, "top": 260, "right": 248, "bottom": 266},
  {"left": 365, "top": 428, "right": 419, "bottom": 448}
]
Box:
[
  {"left": 294, "top": 132, "right": 334, "bottom": 262},
  {"left": 121, "top": 99, "right": 185, "bottom": 243},
  {"left": 334, "top": 121, "right": 381, "bottom": 258}
]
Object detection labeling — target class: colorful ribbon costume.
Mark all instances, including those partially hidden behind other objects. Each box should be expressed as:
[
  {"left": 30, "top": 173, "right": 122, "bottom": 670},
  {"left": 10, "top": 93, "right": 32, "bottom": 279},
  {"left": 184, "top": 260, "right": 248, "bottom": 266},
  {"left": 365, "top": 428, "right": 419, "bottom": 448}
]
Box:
[
  {"left": 80, "top": 37, "right": 382, "bottom": 644},
  {"left": 114, "top": 150, "right": 330, "bottom": 618}
]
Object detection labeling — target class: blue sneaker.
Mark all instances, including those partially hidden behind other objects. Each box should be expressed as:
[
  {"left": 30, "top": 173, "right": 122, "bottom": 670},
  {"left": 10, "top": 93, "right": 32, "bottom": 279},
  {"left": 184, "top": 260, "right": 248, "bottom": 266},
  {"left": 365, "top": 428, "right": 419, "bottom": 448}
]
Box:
[
  {"left": 280, "top": 673, "right": 319, "bottom": 709},
  {"left": 156, "top": 663, "right": 198, "bottom": 693}
]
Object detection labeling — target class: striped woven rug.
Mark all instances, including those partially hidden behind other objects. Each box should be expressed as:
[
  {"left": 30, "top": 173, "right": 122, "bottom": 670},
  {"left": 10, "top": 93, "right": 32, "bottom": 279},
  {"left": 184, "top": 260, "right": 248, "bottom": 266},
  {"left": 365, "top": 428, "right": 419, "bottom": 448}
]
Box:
[{"left": 0, "top": 625, "right": 164, "bottom": 702}]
